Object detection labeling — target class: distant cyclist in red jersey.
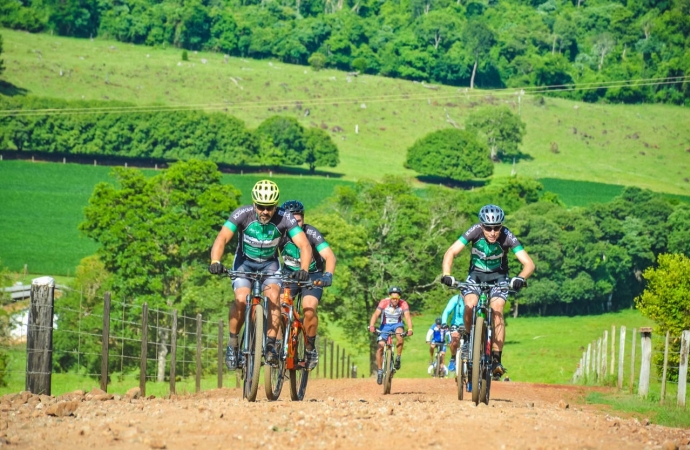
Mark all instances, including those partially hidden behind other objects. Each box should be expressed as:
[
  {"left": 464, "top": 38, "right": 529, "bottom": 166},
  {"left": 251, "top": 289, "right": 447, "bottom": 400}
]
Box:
[{"left": 368, "top": 286, "right": 414, "bottom": 385}]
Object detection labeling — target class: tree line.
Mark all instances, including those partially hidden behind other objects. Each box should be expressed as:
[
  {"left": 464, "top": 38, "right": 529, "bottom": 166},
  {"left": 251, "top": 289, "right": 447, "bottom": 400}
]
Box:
[
  {"left": 52, "top": 160, "right": 689, "bottom": 374},
  {"left": 1, "top": 0, "right": 688, "bottom": 104},
  {"left": 0, "top": 96, "right": 339, "bottom": 172}
]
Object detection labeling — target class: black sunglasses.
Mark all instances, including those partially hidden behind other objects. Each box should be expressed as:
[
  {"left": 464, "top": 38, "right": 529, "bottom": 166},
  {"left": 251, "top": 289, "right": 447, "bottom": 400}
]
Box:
[
  {"left": 255, "top": 204, "right": 276, "bottom": 212},
  {"left": 482, "top": 224, "right": 503, "bottom": 232}
]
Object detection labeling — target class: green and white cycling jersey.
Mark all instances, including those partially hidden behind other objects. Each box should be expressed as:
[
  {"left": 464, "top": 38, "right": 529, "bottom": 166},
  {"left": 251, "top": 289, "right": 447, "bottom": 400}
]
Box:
[
  {"left": 280, "top": 224, "right": 330, "bottom": 272},
  {"left": 223, "top": 205, "right": 304, "bottom": 263},
  {"left": 459, "top": 223, "right": 524, "bottom": 275}
]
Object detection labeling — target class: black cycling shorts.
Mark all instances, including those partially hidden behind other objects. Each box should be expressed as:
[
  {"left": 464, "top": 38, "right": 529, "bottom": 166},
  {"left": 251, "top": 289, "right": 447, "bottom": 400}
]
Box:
[{"left": 287, "top": 271, "right": 324, "bottom": 302}]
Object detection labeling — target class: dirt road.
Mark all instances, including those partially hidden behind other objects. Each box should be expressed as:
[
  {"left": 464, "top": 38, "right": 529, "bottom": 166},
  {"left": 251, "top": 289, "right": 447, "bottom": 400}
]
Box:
[{"left": 1, "top": 378, "right": 688, "bottom": 449}]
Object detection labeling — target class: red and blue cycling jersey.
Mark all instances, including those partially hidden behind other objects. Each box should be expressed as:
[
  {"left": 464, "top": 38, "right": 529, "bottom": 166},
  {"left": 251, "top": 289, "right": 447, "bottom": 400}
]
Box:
[{"left": 376, "top": 298, "right": 410, "bottom": 327}]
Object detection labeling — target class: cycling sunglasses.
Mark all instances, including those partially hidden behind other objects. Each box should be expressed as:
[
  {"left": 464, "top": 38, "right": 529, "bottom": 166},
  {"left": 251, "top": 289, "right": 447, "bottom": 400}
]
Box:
[
  {"left": 254, "top": 204, "right": 276, "bottom": 212},
  {"left": 481, "top": 224, "right": 503, "bottom": 232}
]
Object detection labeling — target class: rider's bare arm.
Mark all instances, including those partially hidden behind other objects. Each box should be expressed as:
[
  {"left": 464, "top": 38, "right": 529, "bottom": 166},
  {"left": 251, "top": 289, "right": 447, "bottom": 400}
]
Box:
[
  {"left": 369, "top": 309, "right": 382, "bottom": 330},
  {"left": 211, "top": 226, "right": 234, "bottom": 262},
  {"left": 319, "top": 246, "right": 337, "bottom": 274},
  {"left": 442, "top": 240, "right": 466, "bottom": 275},
  {"left": 291, "top": 231, "right": 313, "bottom": 272},
  {"left": 514, "top": 249, "right": 535, "bottom": 280},
  {"left": 404, "top": 310, "right": 413, "bottom": 336}
]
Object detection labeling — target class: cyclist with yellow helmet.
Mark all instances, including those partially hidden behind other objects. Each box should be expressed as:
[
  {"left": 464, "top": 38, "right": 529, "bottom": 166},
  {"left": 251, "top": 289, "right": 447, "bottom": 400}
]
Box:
[{"left": 209, "top": 180, "right": 313, "bottom": 370}]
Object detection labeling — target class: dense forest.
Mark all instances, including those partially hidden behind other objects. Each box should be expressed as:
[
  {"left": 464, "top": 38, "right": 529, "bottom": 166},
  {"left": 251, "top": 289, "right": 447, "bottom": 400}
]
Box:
[{"left": 1, "top": 0, "right": 688, "bottom": 104}]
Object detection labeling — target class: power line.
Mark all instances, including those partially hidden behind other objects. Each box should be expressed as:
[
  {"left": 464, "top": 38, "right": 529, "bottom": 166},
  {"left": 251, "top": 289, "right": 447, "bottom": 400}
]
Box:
[{"left": 0, "top": 75, "right": 687, "bottom": 118}]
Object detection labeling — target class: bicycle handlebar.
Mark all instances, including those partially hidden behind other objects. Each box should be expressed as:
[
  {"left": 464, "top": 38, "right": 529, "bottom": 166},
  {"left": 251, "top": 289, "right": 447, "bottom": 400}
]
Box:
[
  {"left": 221, "top": 269, "right": 321, "bottom": 289},
  {"left": 449, "top": 280, "right": 517, "bottom": 294},
  {"left": 373, "top": 330, "right": 409, "bottom": 337}
]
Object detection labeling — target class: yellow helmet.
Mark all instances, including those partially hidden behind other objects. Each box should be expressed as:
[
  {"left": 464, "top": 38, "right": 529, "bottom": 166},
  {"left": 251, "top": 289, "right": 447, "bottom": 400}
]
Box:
[{"left": 251, "top": 180, "right": 280, "bottom": 205}]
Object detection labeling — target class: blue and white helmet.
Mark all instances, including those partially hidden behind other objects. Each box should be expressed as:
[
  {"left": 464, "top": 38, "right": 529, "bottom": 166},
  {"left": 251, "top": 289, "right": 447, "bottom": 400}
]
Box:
[{"left": 478, "top": 204, "right": 504, "bottom": 225}]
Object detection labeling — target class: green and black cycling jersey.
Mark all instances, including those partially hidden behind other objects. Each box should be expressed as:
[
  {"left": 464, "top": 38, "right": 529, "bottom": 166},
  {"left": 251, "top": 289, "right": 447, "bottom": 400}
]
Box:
[
  {"left": 459, "top": 223, "right": 524, "bottom": 275},
  {"left": 280, "top": 224, "right": 330, "bottom": 272},
  {"left": 223, "top": 205, "right": 303, "bottom": 263}
]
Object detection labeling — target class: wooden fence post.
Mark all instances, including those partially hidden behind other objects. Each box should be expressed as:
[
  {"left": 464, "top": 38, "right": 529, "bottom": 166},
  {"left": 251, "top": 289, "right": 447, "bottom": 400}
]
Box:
[
  {"left": 347, "top": 355, "right": 351, "bottom": 379},
  {"left": 336, "top": 344, "right": 340, "bottom": 379},
  {"left": 678, "top": 330, "right": 689, "bottom": 408},
  {"left": 586, "top": 343, "right": 591, "bottom": 379},
  {"left": 100, "top": 292, "right": 111, "bottom": 392},
  {"left": 629, "top": 328, "right": 637, "bottom": 394},
  {"left": 217, "top": 320, "right": 223, "bottom": 389},
  {"left": 195, "top": 314, "right": 202, "bottom": 393},
  {"left": 660, "top": 330, "right": 670, "bottom": 404},
  {"left": 618, "top": 326, "right": 626, "bottom": 390},
  {"left": 322, "top": 338, "right": 327, "bottom": 379},
  {"left": 638, "top": 327, "right": 652, "bottom": 399},
  {"left": 601, "top": 330, "right": 609, "bottom": 382},
  {"left": 341, "top": 352, "right": 346, "bottom": 379},
  {"left": 26, "top": 277, "right": 55, "bottom": 395},
  {"left": 330, "top": 340, "right": 334, "bottom": 379},
  {"left": 610, "top": 325, "right": 616, "bottom": 379},
  {"left": 595, "top": 338, "right": 601, "bottom": 382},
  {"left": 170, "top": 310, "right": 178, "bottom": 395},
  {"left": 140, "top": 303, "right": 149, "bottom": 397}
]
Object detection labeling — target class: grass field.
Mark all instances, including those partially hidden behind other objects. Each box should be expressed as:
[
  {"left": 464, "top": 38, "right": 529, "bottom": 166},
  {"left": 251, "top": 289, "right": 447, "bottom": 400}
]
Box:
[
  {"left": 2, "top": 29, "right": 689, "bottom": 196},
  {"left": 0, "top": 160, "right": 352, "bottom": 274}
]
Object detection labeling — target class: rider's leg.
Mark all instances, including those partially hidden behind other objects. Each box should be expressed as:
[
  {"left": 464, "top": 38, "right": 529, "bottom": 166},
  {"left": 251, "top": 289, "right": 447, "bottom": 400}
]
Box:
[
  {"left": 463, "top": 293, "right": 479, "bottom": 331},
  {"left": 449, "top": 331, "right": 460, "bottom": 356},
  {"left": 490, "top": 297, "right": 506, "bottom": 353},
  {"left": 395, "top": 327, "right": 404, "bottom": 356},
  {"left": 265, "top": 283, "right": 281, "bottom": 339},
  {"left": 302, "top": 294, "right": 318, "bottom": 349},
  {"left": 429, "top": 344, "right": 435, "bottom": 362},
  {"left": 229, "top": 286, "right": 250, "bottom": 345},
  {"left": 376, "top": 341, "right": 384, "bottom": 369}
]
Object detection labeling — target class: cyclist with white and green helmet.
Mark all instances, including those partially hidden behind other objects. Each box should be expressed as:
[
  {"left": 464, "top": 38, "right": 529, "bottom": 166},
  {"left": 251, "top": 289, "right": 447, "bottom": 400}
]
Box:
[
  {"left": 279, "top": 200, "right": 337, "bottom": 370},
  {"left": 441, "top": 204, "right": 535, "bottom": 378},
  {"left": 209, "top": 180, "right": 312, "bottom": 370}
]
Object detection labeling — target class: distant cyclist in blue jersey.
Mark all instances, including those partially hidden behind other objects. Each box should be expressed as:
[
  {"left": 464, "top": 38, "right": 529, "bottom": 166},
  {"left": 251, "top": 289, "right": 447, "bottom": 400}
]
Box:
[
  {"left": 441, "top": 293, "right": 467, "bottom": 373},
  {"left": 426, "top": 317, "right": 449, "bottom": 376}
]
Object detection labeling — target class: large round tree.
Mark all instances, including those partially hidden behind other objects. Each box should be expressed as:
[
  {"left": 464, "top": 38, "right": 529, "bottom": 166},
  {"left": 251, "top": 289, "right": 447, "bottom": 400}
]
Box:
[{"left": 405, "top": 128, "right": 493, "bottom": 181}]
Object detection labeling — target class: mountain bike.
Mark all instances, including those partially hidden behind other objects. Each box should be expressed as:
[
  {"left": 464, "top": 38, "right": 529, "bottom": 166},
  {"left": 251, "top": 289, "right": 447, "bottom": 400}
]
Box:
[
  {"left": 429, "top": 332, "right": 448, "bottom": 378},
  {"left": 264, "top": 275, "right": 319, "bottom": 401},
  {"left": 451, "top": 280, "right": 514, "bottom": 405},
  {"left": 224, "top": 269, "right": 278, "bottom": 402},
  {"left": 375, "top": 329, "right": 408, "bottom": 395}
]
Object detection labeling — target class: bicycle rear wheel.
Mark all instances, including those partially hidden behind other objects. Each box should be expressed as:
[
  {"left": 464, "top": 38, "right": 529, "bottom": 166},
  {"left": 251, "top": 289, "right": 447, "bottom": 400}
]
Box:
[
  {"left": 481, "top": 363, "right": 492, "bottom": 405},
  {"left": 264, "top": 320, "right": 285, "bottom": 401},
  {"left": 456, "top": 347, "right": 464, "bottom": 401},
  {"left": 383, "top": 347, "right": 393, "bottom": 395},
  {"left": 471, "top": 316, "right": 485, "bottom": 405},
  {"left": 244, "top": 303, "right": 264, "bottom": 402},
  {"left": 289, "top": 323, "right": 309, "bottom": 401}
]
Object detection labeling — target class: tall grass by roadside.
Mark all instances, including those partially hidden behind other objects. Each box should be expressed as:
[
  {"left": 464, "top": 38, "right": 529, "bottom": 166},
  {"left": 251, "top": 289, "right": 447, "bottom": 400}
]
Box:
[{"left": 2, "top": 29, "right": 690, "bottom": 196}]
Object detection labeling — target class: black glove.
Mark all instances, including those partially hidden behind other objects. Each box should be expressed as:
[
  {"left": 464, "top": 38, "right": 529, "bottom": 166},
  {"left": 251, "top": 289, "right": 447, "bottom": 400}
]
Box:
[
  {"left": 292, "top": 269, "right": 310, "bottom": 282},
  {"left": 441, "top": 275, "right": 455, "bottom": 286},
  {"left": 510, "top": 276, "right": 526, "bottom": 291},
  {"left": 319, "top": 272, "right": 333, "bottom": 287},
  {"left": 208, "top": 261, "right": 225, "bottom": 275}
]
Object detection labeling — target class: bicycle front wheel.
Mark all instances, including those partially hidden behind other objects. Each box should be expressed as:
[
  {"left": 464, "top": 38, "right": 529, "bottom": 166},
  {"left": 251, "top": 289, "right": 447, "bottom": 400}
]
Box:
[
  {"left": 244, "top": 303, "right": 264, "bottom": 402},
  {"left": 435, "top": 350, "right": 443, "bottom": 378},
  {"left": 383, "top": 347, "right": 393, "bottom": 395},
  {"left": 289, "top": 323, "right": 309, "bottom": 401},
  {"left": 264, "top": 320, "right": 285, "bottom": 401},
  {"left": 471, "top": 316, "right": 485, "bottom": 405}
]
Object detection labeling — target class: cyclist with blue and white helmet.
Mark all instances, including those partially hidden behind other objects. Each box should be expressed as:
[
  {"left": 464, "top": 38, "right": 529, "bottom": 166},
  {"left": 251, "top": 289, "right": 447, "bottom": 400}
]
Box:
[
  {"left": 426, "top": 317, "right": 449, "bottom": 376},
  {"left": 440, "top": 204, "right": 535, "bottom": 378}
]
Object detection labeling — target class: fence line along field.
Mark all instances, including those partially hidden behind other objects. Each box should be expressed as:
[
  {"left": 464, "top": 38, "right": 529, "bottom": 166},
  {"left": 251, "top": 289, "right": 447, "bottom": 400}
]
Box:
[{"left": 2, "top": 29, "right": 690, "bottom": 196}]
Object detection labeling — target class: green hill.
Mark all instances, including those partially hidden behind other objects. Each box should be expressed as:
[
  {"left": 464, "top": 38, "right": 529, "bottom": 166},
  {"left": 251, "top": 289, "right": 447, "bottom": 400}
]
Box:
[{"left": 2, "top": 29, "right": 689, "bottom": 196}]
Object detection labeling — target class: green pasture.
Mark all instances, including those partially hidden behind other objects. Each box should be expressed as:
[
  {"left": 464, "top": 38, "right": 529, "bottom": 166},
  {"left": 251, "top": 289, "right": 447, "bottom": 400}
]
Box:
[
  {"left": 0, "top": 160, "right": 352, "bottom": 275},
  {"left": 2, "top": 29, "right": 689, "bottom": 196}
]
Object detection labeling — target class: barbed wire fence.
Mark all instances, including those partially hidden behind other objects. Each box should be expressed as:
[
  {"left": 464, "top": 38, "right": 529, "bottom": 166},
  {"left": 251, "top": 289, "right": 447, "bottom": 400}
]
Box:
[
  {"left": 571, "top": 324, "right": 689, "bottom": 407},
  {"left": 4, "top": 278, "right": 357, "bottom": 397}
]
